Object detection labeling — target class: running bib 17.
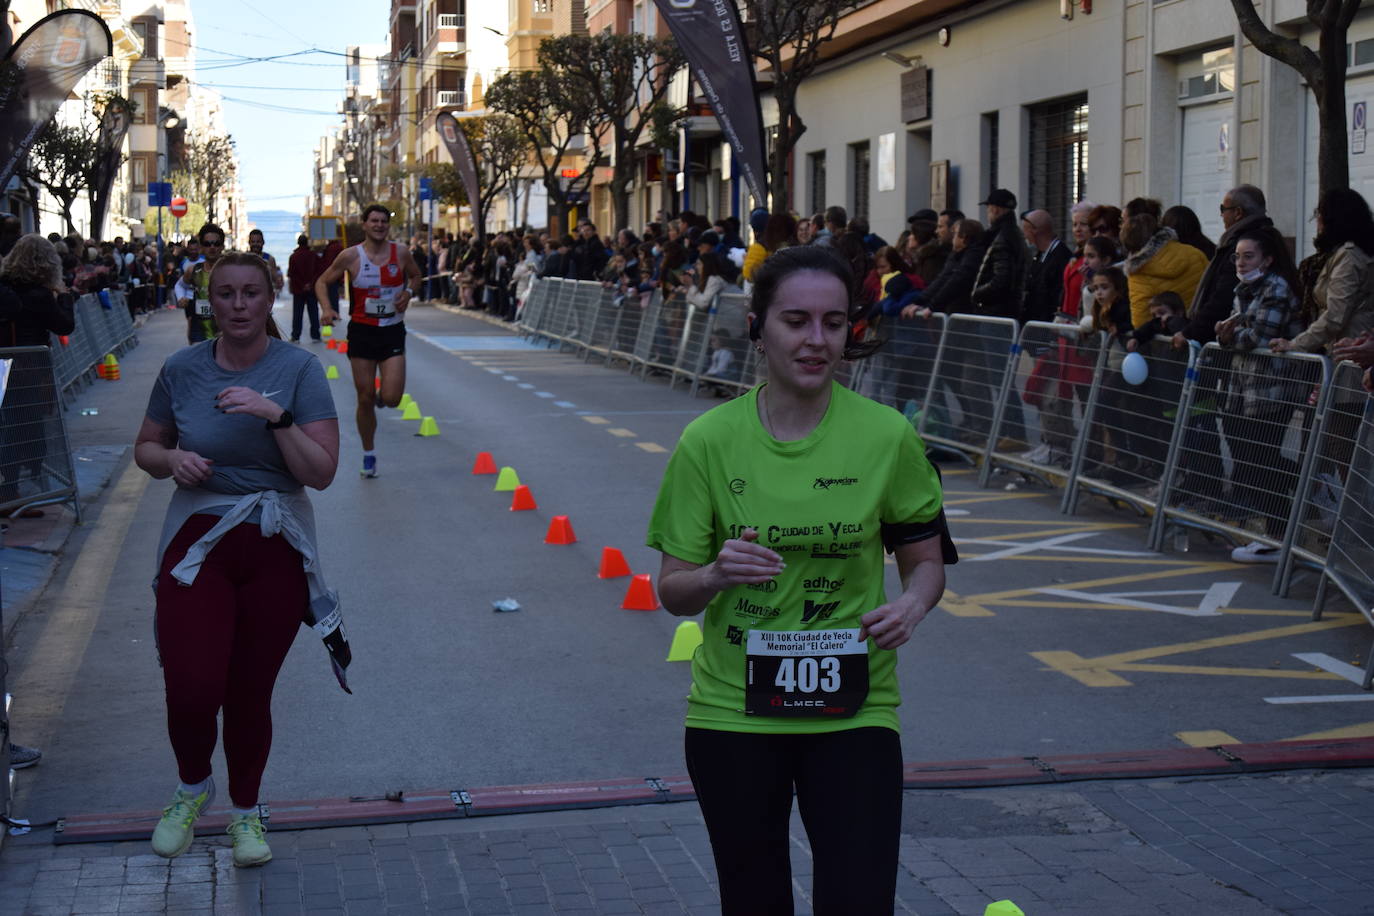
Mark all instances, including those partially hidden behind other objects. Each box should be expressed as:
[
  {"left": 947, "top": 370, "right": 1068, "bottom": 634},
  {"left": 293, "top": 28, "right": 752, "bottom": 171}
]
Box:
[
  {"left": 745, "top": 628, "right": 869, "bottom": 718},
  {"left": 365, "top": 287, "right": 398, "bottom": 316},
  {"left": 195, "top": 297, "right": 213, "bottom": 317}
]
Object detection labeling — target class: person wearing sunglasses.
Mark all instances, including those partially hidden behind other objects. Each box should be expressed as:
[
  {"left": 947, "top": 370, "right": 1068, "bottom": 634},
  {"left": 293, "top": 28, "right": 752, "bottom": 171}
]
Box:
[{"left": 174, "top": 224, "right": 226, "bottom": 345}]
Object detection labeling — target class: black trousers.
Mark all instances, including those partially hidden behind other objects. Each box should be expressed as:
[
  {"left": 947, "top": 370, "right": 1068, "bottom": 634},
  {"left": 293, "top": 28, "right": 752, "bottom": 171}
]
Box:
[{"left": 685, "top": 726, "right": 902, "bottom": 915}]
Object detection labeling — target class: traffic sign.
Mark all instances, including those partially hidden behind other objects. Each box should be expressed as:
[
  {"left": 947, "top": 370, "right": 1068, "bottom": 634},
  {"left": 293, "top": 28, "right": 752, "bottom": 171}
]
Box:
[
  {"left": 169, "top": 196, "right": 188, "bottom": 218},
  {"left": 418, "top": 177, "right": 434, "bottom": 202},
  {"left": 147, "top": 181, "right": 172, "bottom": 207}
]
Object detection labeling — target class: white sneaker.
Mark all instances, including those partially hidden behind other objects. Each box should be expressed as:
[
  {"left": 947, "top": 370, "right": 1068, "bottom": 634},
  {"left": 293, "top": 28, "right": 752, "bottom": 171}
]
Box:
[
  {"left": 1020, "top": 443, "right": 1052, "bottom": 464},
  {"left": 1231, "top": 540, "right": 1280, "bottom": 564}
]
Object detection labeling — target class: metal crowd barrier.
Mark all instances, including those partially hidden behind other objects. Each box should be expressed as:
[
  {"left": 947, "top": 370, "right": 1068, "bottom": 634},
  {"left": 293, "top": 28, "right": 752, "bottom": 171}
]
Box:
[
  {"left": 0, "top": 346, "right": 81, "bottom": 520},
  {"left": 1277, "top": 359, "right": 1368, "bottom": 597},
  {"left": 1063, "top": 337, "right": 1190, "bottom": 517},
  {"left": 906, "top": 315, "right": 1019, "bottom": 462},
  {"left": 1311, "top": 394, "right": 1374, "bottom": 688},
  {"left": 48, "top": 289, "right": 138, "bottom": 402},
  {"left": 1148, "top": 345, "right": 1328, "bottom": 558}
]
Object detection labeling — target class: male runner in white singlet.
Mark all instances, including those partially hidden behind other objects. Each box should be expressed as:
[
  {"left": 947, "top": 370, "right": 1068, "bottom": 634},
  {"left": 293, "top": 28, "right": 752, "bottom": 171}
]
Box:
[{"left": 316, "top": 204, "right": 422, "bottom": 477}]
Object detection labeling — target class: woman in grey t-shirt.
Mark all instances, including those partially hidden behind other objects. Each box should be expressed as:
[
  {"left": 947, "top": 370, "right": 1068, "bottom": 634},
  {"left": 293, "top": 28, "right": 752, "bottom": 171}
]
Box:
[{"left": 134, "top": 251, "right": 339, "bottom": 867}]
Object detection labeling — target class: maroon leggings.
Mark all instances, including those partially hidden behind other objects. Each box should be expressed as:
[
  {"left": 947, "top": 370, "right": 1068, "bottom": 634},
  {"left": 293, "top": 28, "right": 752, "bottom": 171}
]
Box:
[{"left": 156, "top": 514, "right": 306, "bottom": 807}]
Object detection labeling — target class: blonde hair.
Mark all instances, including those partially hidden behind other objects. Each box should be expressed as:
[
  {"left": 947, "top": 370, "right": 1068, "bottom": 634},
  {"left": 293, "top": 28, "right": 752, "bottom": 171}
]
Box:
[
  {"left": 0, "top": 233, "right": 62, "bottom": 291},
  {"left": 208, "top": 250, "right": 283, "bottom": 338}
]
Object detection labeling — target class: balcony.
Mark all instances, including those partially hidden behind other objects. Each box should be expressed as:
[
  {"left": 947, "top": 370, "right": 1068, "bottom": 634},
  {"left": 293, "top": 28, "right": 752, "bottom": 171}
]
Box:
[
  {"left": 437, "top": 90, "right": 467, "bottom": 108},
  {"left": 439, "top": 14, "right": 464, "bottom": 28},
  {"left": 425, "top": 15, "right": 466, "bottom": 58}
]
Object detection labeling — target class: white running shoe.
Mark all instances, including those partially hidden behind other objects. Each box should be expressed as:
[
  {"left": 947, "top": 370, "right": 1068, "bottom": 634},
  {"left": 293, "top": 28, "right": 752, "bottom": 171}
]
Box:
[{"left": 1231, "top": 540, "right": 1280, "bottom": 564}]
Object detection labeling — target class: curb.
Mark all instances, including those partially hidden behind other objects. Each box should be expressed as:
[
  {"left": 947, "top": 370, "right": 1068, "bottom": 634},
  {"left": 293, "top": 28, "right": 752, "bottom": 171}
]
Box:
[{"left": 50, "top": 737, "right": 1374, "bottom": 845}]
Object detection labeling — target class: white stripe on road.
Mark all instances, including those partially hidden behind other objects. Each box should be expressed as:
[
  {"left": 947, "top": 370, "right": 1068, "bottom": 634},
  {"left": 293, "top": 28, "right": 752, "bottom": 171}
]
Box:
[{"left": 1292, "top": 652, "right": 1368, "bottom": 685}]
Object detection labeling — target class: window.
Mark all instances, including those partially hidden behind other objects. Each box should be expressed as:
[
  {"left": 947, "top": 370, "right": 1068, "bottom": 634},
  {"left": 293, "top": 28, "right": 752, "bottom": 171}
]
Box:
[
  {"left": 1177, "top": 47, "right": 1235, "bottom": 99},
  {"left": 533, "top": 0, "right": 551, "bottom": 11},
  {"left": 849, "top": 141, "right": 870, "bottom": 220},
  {"left": 982, "top": 111, "right": 999, "bottom": 199},
  {"left": 131, "top": 156, "right": 147, "bottom": 190},
  {"left": 1027, "top": 93, "right": 1089, "bottom": 236},
  {"left": 808, "top": 151, "right": 826, "bottom": 214}
]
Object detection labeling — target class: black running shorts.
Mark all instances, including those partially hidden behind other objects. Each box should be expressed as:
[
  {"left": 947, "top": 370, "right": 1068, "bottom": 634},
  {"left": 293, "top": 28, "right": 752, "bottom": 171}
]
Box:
[{"left": 346, "top": 322, "right": 406, "bottom": 362}]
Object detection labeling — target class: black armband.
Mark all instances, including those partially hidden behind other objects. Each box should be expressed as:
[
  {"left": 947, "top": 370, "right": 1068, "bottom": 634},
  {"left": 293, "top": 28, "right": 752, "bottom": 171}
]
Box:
[{"left": 880, "top": 512, "right": 959, "bottom": 565}]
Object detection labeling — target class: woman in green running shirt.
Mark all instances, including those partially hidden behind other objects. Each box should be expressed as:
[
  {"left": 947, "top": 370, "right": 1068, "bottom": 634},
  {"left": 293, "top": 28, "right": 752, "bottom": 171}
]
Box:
[{"left": 648, "top": 244, "right": 955, "bottom": 915}]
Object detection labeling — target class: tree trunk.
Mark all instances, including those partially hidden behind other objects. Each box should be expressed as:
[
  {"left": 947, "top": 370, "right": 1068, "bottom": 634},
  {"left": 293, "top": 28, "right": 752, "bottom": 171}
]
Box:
[
  {"left": 545, "top": 176, "right": 568, "bottom": 234},
  {"left": 769, "top": 114, "right": 798, "bottom": 212},
  {"left": 610, "top": 167, "right": 632, "bottom": 235},
  {"left": 1316, "top": 22, "right": 1350, "bottom": 197}
]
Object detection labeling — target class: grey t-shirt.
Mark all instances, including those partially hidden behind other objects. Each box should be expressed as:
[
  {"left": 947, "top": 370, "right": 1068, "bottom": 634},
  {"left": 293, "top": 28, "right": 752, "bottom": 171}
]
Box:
[{"left": 146, "top": 338, "right": 336, "bottom": 494}]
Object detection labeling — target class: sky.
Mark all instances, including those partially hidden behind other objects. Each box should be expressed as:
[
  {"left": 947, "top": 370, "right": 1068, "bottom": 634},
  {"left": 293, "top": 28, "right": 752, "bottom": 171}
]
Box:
[{"left": 189, "top": 1, "right": 390, "bottom": 212}]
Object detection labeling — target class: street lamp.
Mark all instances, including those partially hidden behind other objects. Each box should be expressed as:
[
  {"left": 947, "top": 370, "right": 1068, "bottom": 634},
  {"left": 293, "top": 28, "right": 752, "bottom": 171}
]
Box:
[{"left": 154, "top": 108, "right": 180, "bottom": 305}]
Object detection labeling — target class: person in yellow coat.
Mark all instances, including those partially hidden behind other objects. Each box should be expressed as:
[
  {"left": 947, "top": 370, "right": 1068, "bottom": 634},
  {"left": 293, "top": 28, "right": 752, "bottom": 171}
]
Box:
[{"left": 1121, "top": 213, "right": 1209, "bottom": 329}]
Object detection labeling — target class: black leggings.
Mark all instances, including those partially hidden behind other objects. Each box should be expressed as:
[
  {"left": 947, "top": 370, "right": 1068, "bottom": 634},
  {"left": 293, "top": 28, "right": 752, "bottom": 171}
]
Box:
[{"left": 684, "top": 726, "right": 902, "bottom": 916}]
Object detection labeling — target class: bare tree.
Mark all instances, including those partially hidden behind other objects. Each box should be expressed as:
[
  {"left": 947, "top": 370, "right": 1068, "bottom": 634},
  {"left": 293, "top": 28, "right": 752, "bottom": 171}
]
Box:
[
  {"left": 745, "top": 0, "right": 847, "bottom": 208},
  {"left": 21, "top": 118, "right": 101, "bottom": 234},
  {"left": 171, "top": 130, "right": 237, "bottom": 223},
  {"left": 1228, "top": 0, "right": 1360, "bottom": 196},
  {"left": 541, "top": 32, "right": 684, "bottom": 232}
]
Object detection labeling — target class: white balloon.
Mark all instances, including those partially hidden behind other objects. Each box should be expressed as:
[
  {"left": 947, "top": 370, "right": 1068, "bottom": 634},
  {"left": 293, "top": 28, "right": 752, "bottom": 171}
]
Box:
[{"left": 1122, "top": 351, "right": 1149, "bottom": 386}]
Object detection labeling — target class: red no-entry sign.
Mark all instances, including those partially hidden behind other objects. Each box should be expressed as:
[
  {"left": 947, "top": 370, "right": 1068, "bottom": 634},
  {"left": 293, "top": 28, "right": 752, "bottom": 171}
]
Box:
[{"left": 169, "top": 196, "right": 188, "bottom": 218}]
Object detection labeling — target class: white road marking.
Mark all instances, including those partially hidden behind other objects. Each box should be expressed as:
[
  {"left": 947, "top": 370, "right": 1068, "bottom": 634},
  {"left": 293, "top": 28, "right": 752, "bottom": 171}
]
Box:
[
  {"left": 1292, "top": 652, "right": 1368, "bottom": 685},
  {"left": 1264, "top": 694, "right": 1374, "bottom": 704},
  {"left": 517, "top": 383, "right": 535, "bottom": 389},
  {"left": 1034, "top": 581, "right": 1241, "bottom": 617},
  {"left": 503, "top": 375, "right": 519, "bottom": 381},
  {"left": 485, "top": 368, "right": 502, "bottom": 374},
  {"left": 960, "top": 532, "right": 1156, "bottom": 561},
  {"left": 554, "top": 401, "right": 576, "bottom": 408},
  {"left": 535, "top": 392, "right": 555, "bottom": 398}
]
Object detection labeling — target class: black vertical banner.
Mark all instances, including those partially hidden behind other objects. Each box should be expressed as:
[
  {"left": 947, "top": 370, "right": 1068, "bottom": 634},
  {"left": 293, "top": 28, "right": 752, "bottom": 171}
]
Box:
[
  {"left": 89, "top": 99, "right": 131, "bottom": 239},
  {"left": 435, "top": 111, "right": 484, "bottom": 242},
  {"left": 0, "top": 11, "right": 113, "bottom": 193},
  {"left": 652, "top": 0, "right": 767, "bottom": 207}
]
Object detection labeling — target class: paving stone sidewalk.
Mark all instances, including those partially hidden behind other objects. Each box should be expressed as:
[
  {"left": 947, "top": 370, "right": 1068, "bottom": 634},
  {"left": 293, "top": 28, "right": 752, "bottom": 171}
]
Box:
[{"left": 1, "top": 768, "right": 1371, "bottom": 915}]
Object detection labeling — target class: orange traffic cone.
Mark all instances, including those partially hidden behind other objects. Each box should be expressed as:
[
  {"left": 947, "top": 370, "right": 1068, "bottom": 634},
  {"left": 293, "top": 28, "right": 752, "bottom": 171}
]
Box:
[
  {"left": 621, "top": 574, "right": 659, "bottom": 611},
  {"left": 544, "top": 515, "right": 576, "bottom": 544},
  {"left": 326, "top": 339, "right": 338, "bottom": 350},
  {"left": 59, "top": 335, "right": 69, "bottom": 347},
  {"left": 598, "top": 547, "right": 632, "bottom": 579},
  {"left": 338, "top": 341, "right": 349, "bottom": 355},
  {"left": 472, "top": 452, "right": 498, "bottom": 474},
  {"left": 374, "top": 377, "right": 381, "bottom": 391},
  {"left": 510, "top": 485, "right": 537, "bottom": 511}
]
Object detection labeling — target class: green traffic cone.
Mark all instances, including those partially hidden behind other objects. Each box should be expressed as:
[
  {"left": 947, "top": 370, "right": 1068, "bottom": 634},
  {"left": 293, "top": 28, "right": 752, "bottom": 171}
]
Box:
[
  {"left": 666, "top": 621, "right": 702, "bottom": 661},
  {"left": 494, "top": 467, "right": 521, "bottom": 491}
]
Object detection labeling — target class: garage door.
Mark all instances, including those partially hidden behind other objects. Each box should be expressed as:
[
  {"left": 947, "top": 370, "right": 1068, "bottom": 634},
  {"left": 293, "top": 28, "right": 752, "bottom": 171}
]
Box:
[
  {"left": 1300, "top": 72, "right": 1374, "bottom": 257},
  {"left": 1179, "top": 100, "right": 1234, "bottom": 244}
]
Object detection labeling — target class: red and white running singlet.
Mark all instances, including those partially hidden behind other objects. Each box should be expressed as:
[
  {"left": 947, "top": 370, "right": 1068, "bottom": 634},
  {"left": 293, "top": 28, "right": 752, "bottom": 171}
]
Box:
[{"left": 348, "top": 242, "right": 406, "bottom": 327}]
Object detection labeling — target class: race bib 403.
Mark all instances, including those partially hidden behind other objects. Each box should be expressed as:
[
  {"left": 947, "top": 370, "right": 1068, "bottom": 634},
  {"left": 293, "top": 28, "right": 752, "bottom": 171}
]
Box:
[{"left": 745, "top": 628, "right": 869, "bottom": 718}]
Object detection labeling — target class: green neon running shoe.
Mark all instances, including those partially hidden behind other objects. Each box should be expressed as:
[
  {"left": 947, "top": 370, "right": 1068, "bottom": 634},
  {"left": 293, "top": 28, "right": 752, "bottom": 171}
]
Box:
[
  {"left": 227, "top": 810, "right": 272, "bottom": 867},
  {"left": 151, "top": 779, "right": 215, "bottom": 858}
]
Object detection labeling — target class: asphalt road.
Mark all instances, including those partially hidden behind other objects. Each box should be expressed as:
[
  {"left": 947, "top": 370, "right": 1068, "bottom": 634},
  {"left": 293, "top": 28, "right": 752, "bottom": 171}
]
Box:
[{"left": 5, "top": 299, "right": 1371, "bottom": 828}]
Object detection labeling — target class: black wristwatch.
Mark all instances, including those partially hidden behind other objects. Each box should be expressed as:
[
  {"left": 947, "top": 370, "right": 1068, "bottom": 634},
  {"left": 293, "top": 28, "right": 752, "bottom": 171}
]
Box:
[{"left": 265, "top": 410, "right": 294, "bottom": 430}]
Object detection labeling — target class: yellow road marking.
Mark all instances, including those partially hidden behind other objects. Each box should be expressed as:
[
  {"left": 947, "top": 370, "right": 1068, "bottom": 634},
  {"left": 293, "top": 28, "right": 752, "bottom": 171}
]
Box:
[
  {"left": 12, "top": 461, "right": 150, "bottom": 743},
  {"left": 1032, "top": 617, "right": 1366, "bottom": 686},
  {"left": 950, "top": 522, "right": 1139, "bottom": 542},
  {"left": 993, "top": 599, "right": 1336, "bottom": 619},
  {"left": 636, "top": 442, "right": 668, "bottom": 453},
  {"left": 607, "top": 428, "right": 637, "bottom": 438},
  {"left": 582, "top": 415, "right": 610, "bottom": 425},
  {"left": 1113, "top": 664, "right": 1341, "bottom": 679},
  {"left": 936, "top": 589, "right": 996, "bottom": 617},
  {"left": 968, "top": 563, "right": 1236, "bottom": 603},
  {"left": 1286, "top": 721, "right": 1374, "bottom": 741},
  {"left": 1176, "top": 730, "right": 1241, "bottom": 747},
  {"left": 944, "top": 493, "right": 1047, "bottom": 506}
]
